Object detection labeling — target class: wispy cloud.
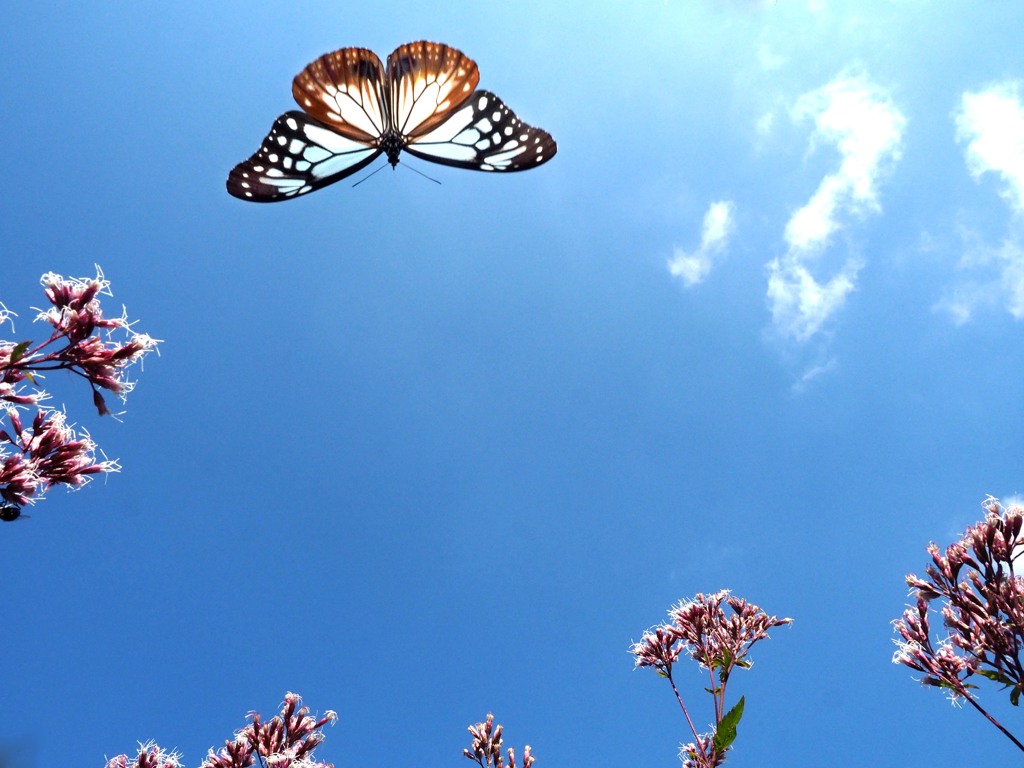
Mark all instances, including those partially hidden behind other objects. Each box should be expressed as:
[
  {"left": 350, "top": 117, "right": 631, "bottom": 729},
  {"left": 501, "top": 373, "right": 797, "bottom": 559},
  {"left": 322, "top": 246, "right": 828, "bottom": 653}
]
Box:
[
  {"left": 792, "top": 356, "right": 838, "bottom": 393},
  {"left": 940, "top": 81, "right": 1024, "bottom": 322},
  {"left": 936, "top": 235, "right": 1024, "bottom": 324},
  {"left": 668, "top": 201, "right": 736, "bottom": 287},
  {"left": 766, "top": 258, "right": 861, "bottom": 342},
  {"left": 767, "top": 70, "right": 906, "bottom": 342}
]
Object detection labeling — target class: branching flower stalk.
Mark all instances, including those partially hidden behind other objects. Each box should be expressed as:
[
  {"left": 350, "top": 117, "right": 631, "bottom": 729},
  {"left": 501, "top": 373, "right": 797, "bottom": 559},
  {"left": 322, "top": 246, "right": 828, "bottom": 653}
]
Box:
[
  {"left": 106, "top": 693, "right": 337, "bottom": 768},
  {"left": 105, "top": 694, "right": 534, "bottom": 768},
  {"left": 893, "top": 497, "right": 1024, "bottom": 751},
  {"left": 630, "top": 590, "right": 792, "bottom": 768},
  {"left": 0, "top": 267, "right": 157, "bottom": 519},
  {"left": 463, "top": 713, "right": 534, "bottom": 768},
  {"left": 200, "top": 692, "right": 337, "bottom": 768}
]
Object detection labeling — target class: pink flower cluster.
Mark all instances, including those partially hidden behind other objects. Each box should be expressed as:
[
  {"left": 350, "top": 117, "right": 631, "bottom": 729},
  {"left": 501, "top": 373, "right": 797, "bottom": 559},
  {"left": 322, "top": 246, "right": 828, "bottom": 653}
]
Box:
[
  {"left": 0, "top": 268, "right": 156, "bottom": 520},
  {"left": 893, "top": 498, "right": 1024, "bottom": 750},
  {"left": 107, "top": 695, "right": 534, "bottom": 768},
  {"left": 631, "top": 590, "right": 791, "bottom": 680},
  {"left": 199, "top": 692, "right": 336, "bottom": 768},
  {"left": 679, "top": 735, "right": 725, "bottom": 768},
  {"left": 106, "top": 693, "right": 336, "bottom": 768},
  {"left": 0, "top": 409, "right": 114, "bottom": 508},
  {"left": 631, "top": 591, "right": 791, "bottom": 768},
  {"left": 463, "top": 714, "right": 534, "bottom": 768},
  {"left": 106, "top": 742, "right": 182, "bottom": 768}
]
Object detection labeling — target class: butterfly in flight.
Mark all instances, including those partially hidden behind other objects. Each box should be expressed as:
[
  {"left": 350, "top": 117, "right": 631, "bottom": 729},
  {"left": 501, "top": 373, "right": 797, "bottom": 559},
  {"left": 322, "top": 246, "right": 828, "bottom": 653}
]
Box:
[{"left": 227, "top": 40, "right": 557, "bottom": 202}]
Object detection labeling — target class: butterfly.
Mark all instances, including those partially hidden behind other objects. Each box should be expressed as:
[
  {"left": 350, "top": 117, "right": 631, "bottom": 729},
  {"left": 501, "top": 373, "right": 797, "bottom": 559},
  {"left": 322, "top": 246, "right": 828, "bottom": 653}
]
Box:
[
  {"left": 0, "top": 504, "right": 23, "bottom": 522},
  {"left": 227, "top": 40, "right": 557, "bottom": 202}
]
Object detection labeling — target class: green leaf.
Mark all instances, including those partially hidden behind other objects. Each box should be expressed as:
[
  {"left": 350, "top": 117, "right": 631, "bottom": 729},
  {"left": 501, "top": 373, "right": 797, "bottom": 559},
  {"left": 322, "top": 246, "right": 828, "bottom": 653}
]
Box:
[
  {"left": 713, "top": 696, "right": 745, "bottom": 752},
  {"left": 1011, "top": 686, "right": 1020, "bottom": 707},
  {"left": 925, "top": 678, "right": 978, "bottom": 695},
  {"left": 975, "top": 669, "right": 1014, "bottom": 686},
  {"left": 10, "top": 341, "right": 30, "bottom": 363}
]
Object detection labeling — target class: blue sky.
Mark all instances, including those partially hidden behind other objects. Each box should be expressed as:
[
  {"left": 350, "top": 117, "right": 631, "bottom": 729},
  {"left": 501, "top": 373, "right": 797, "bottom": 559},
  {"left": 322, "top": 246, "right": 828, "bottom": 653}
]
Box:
[{"left": 3, "top": 1, "right": 1024, "bottom": 766}]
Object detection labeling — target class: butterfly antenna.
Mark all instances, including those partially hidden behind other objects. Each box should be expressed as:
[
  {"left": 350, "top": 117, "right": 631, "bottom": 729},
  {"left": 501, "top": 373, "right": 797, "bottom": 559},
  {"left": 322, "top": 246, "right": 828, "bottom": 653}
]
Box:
[
  {"left": 352, "top": 163, "right": 389, "bottom": 188},
  {"left": 401, "top": 163, "right": 442, "bottom": 185}
]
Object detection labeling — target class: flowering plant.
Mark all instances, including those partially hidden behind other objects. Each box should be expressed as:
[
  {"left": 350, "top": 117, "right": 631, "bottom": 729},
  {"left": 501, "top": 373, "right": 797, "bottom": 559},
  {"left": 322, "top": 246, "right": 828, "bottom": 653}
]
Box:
[
  {"left": 893, "top": 497, "right": 1024, "bottom": 751},
  {"left": 630, "top": 590, "right": 791, "bottom": 768},
  {"left": 1, "top": 267, "right": 157, "bottom": 520},
  {"left": 107, "top": 693, "right": 334, "bottom": 768},
  {"left": 463, "top": 713, "right": 533, "bottom": 768},
  {"left": 106, "top": 694, "right": 532, "bottom": 768}
]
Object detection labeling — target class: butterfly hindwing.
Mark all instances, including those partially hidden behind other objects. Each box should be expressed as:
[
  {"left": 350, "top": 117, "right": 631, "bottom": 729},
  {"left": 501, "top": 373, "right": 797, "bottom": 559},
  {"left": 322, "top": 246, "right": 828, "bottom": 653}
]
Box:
[
  {"left": 404, "top": 90, "right": 557, "bottom": 172},
  {"left": 226, "top": 111, "right": 381, "bottom": 202},
  {"left": 386, "top": 41, "right": 480, "bottom": 138},
  {"left": 292, "top": 47, "right": 389, "bottom": 142}
]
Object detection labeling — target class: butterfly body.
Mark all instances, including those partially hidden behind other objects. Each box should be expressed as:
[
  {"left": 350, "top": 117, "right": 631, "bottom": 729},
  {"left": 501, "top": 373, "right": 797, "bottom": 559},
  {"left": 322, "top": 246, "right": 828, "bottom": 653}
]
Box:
[
  {"left": 228, "top": 41, "right": 556, "bottom": 202},
  {"left": 378, "top": 129, "right": 407, "bottom": 168}
]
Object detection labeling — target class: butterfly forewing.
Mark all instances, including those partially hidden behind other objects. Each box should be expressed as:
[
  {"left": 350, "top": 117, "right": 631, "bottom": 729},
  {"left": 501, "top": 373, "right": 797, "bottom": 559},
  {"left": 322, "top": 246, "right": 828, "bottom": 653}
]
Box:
[
  {"left": 292, "top": 48, "right": 388, "bottom": 142},
  {"left": 387, "top": 41, "right": 480, "bottom": 138},
  {"left": 404, "top": 90, "right": 557, "bottom": 171},
  {"left": 226, "top": 111, "right": 382, "bottom": 202}
]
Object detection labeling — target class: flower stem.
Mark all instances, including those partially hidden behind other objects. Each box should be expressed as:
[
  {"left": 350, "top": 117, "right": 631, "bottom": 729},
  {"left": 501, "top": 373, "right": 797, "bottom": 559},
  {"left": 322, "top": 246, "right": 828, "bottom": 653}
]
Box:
[
  {"left": 667, "top": 672, "right": 702, "bottom": 745},
  {"left": 962, "top": 691, "right": 1024, "bottom": 751},
  {"left": 667, "top": 671, "right": 715, "bottom": 765}
]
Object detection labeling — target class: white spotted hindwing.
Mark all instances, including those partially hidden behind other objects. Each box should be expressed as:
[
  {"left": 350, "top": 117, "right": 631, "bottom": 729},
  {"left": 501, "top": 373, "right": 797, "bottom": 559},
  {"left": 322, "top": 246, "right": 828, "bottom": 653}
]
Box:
[
  {"left": 227, "top": 111, "right": 381, "bottom": 202},
  {"left": 403, "top": 90, "right": 556, "bottom": 172}
]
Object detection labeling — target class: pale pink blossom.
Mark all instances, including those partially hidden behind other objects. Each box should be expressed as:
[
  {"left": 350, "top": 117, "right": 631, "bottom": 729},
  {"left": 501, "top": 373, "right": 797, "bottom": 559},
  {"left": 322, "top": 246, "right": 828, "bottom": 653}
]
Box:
[
  {"left": 893, "top": 497, "right": 1024, "bottom": 751},
  {"left": 1, "top": 267, "right": 155, "bottom": 519},
  {"left": 109, "top": 697, "right": 535, "bottom": 768},
  {"left": 106, "top": 742, "right": 183, "bottom": 768},
  {"left": 200, "top": 692, "right": 335, "bottom": 768},
  {"left": 631, "top": 591, "right": 790, "bottom": 768},
  {"left": 463, "top": 714, "right": 534, "bottom": 768}
]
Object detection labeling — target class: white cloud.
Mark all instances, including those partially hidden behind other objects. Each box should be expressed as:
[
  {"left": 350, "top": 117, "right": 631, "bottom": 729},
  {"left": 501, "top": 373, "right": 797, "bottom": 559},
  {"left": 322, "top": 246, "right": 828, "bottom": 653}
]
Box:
[
  {"left": 786, "top": 72, "right": 906, "bottom": 253},
  {"left": 944, "top": 81, "right": 1024, "bottom": 323},
  {"left": 767, "top": 70, "right": 905, "bottom": 342},
  {"left": 956, "top": 81, "right": 1024, "bottom": 210},
  {"left": 668, "top": 201, "right": 736, "bottom": 287}
]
